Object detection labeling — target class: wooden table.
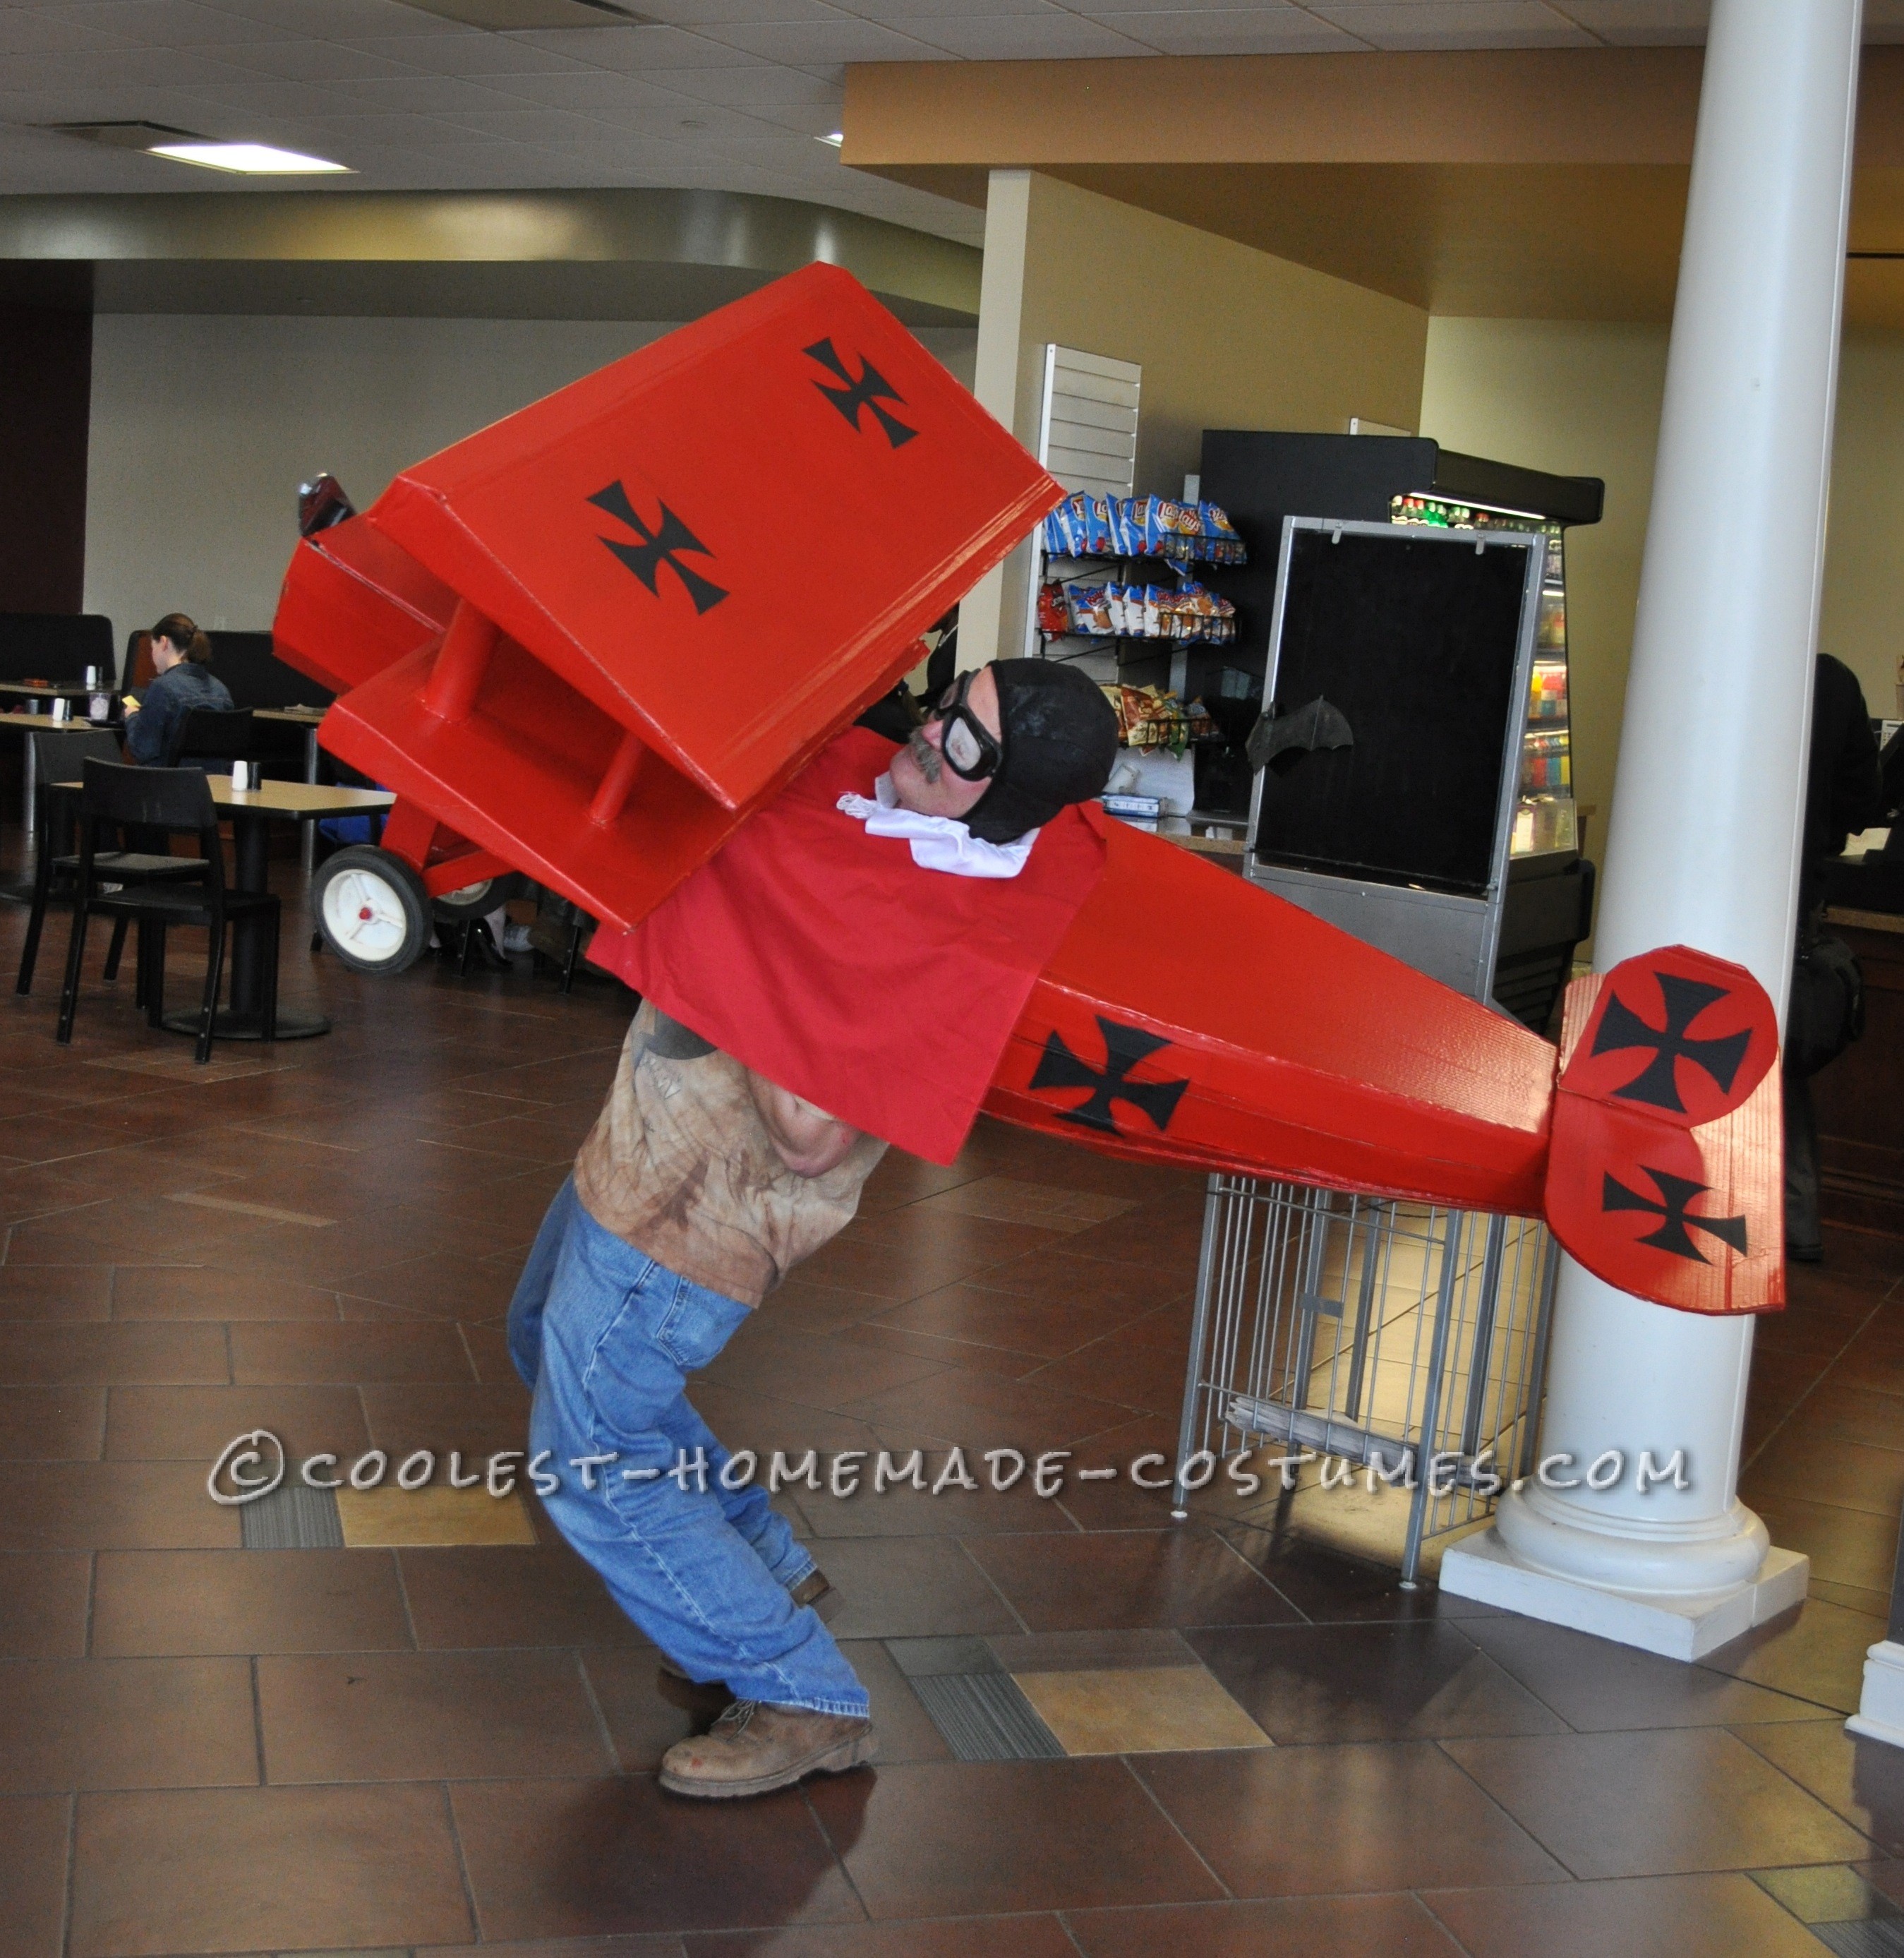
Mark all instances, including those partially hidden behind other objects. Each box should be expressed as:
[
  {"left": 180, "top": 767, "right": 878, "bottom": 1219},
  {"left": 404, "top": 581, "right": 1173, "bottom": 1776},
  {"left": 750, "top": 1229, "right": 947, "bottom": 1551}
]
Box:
[
  {"left": 256, "top": 707, "right": 330, "bottom": 870},
  {"left": 56, "top": 774, "right": 392, "bottom": 1041},
  {"left": 0, "top": 704, "right": 119, "bottom": 837}
]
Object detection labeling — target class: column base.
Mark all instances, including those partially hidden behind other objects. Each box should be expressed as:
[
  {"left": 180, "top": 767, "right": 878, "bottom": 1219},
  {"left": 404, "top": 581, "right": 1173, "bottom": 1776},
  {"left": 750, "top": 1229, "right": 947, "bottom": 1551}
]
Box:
[
  {"left": 1438, "top": 1527, "right": 1809, "bottom": 1660},
  {"left": 1846, "top": 1640, "right": 1904, "bottom": 1749}
]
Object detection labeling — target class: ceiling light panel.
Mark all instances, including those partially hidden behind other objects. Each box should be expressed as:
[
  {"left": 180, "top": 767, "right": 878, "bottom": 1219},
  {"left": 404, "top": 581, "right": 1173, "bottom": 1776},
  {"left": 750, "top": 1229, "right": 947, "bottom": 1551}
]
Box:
[{"left": 147, "top": 141, "right": 354, "bottom": 173}]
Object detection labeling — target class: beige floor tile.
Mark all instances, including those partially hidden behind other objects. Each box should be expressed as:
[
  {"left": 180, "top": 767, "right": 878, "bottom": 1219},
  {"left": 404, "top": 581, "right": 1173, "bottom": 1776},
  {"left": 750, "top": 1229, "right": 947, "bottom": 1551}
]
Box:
[
  {"left": 1015, "top": 1664, "right": 1272, "bottom": 1755},
  {"left": 336, "top": 1482, "right": 536, "bottom": 1548}
]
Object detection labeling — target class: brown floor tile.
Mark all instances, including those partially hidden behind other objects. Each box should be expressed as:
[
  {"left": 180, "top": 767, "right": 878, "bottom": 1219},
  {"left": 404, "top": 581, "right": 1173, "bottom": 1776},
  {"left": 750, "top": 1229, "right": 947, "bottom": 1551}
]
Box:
[
  {"left": 399, "top": 1542, "right": 649, "bottom": 1648},
  {"left": 1743, "top": 1434, "right": 1904, "bottom": 1520},
  {"left": 230, "top": 1319, "right": 476, "bottom": 1383},
  {"left": 1135, "top": 1741, "right": 1564, "bottom": 1894},
  {"left": 1016, "top": 1334, "right": 1191, "bottom": 1416},
  {"left": 69, "top": 1782, "right": 474, "bottom": 1957},
  {"left": 795, "top": 1456, "right": 1078, "bottom": 1540},
  {"left": 838, "top": 1638, "right": 954, "bottom": 1764},
  {"left": 359, "top": 1379, "right": 531, "bottom": 1454},
  {"left": 807, "top": 1758, "right": 1224, "bottom": 1918},
  {"left": 0, "top": 1794, "right": 71, "bottom": 1958},
  {"left": 109, "top": 1263, "right": 340, "bottom": 1321},
  {"left": 1730, "top": 1716, "right": 1904, "bottom": 1854},
  {"left": 0, "top": 1385, "right": 104, "bottom": 1460},
  {"left": 337, "top": 1250, "right": 525, "bottom": 1321},
  {"left": 0, "top": 1551, "right": 91, "bottom": 1658},
  {"left": 1697, "top": 1596, "right": 1886, "bottom": 1715},
  {"left": 965, "top": 1246, "right": 1193, "bottom": 1315},
  {"left": 1187, "top": 1621, "right": 1567, "bottom": 1742},
  {"left": 0, "top": 1461, "right": 239, "bottom": 1549},
  {"left": 103, "top": 1381, "right": 368, "bottom": 1461},
  {"left": 436, "top": 1938, "right": 686, "bottom": 1958},
  {"left": 0, "top": 1264, "right": 112, "bottom": 1321},
  {"left": 965, "top": 1530, "right": 1301, "bottom": 1633},
  {"left": 260, "top": 1648, "right": 613, "bottom": 1781},
  {"left": 1745, "top": 1501, "right": 1900, "bottom": 1597},
  {"left": 0, "top": 1655, "right": 257, "bottom": 1791},
  {"left": 1458, "top": 1614, "right": 1831, "bottom": 1730},
  {"left": 755, "top": 1276, "right": 897, "bottom": 1338},
  {"left": 689, "top": 1918, "right": 1075, "bottom": 1957},
  {"left": 701, "top": 1319, "right": 950, "bottom": 1412},
  {"left": 1066, "top": 1893, "right": 1466, "bottom": 1957},
  {"left": 1788, "top": 1380, "right": 1904, "bottom": 1452},
  {"left": 797, "top": 1537, "right": 1023, "bottom": 1640},
  {"left": 451, "top": 1775, "right": 862, "bottom": 1938},
  {"left": 0, "top": 1321, "right": 227, "bottom": 1385},
  {"left": 462, "top": 1316, "right": 523, "bottom": 1381},
  {"left": 835, "top": 1321, "right": 1040, "bottom": 1381},
  {"left": 1421, "top": 1872, "right": 1832, "bottom": 1957},
  {"left": 1442, "top": 1726, "right": 1872, "bottom": 1877},
  {"left": 793, "top": 1223, "right": 1031, "bottom": 1304},
  {"left": 1215, "top": 1527, "right": 1498, "bottom": 1624},
  {"left": 872, "top": 1281, "right": 1159, "bottom": 1361},
  {"left": 838, "top": 1369, "right": 1143, "bottom": 1453},
  {"left": 1018, "top": 1664, "right": 1270, "bottom": 1755},
  {"left": 92, "top": 1547, "right": 413, "bottom": 1655},
  {"left": 579, "top": 1645, "right": 716, "bottom": 1772}
]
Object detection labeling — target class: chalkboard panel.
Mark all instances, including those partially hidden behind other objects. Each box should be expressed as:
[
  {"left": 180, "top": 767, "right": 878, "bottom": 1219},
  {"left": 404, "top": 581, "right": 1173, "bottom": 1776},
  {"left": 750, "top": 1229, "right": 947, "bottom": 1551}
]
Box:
[{"left": 1255, "top": 526, "right": 1531, "bottom": 897}]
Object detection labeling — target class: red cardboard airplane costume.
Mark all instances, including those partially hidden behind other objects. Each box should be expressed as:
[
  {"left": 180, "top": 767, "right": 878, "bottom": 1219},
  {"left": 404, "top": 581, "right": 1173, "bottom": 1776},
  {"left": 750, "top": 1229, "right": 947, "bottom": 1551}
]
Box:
[{"left": 273, "top": 263, "right": 1784, "bottom": 1321}]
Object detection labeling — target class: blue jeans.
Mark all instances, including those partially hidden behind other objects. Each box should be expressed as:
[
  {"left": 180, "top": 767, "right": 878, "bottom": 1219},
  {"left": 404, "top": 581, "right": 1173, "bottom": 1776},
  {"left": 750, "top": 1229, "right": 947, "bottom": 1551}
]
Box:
[{"left": 507, "top": 1178, "right": 867, "bottom": 1717}]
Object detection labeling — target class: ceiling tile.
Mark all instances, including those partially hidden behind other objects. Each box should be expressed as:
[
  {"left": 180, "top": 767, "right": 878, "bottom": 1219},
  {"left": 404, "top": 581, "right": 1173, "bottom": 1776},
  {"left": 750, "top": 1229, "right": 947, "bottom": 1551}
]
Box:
[
  {"left": 480, "top": 68, "right": 704, "bottom": 109},
  {"left": 507, "top": 21, "right": 774, "bottom": 67},
  {"left": 636, "top": 0, "right": 851, "bottom": 21},
  {"left": 0, "top": 11, "right": 133, "bottom": 55},
  {"left": 0, "top": 44, "right": 259, "bottom": 87},
  {"left": 749, "top": 100, "right": 852, "bottom": 132},
  {"left": 323, "top": 71, "right": 532, "bottom": 111},
  {"left": 691, "top": 15, "right": 948, "bottom": 59},
  {"left": 336, "top": 30, "right": 591, "bottom": 71},
  {"left": 831, "top": 0, "right": 1052, "bottom": 18},
  {"left": 171, "top": 76, "right": 369, "bottom": 117},
  {"left": 1094, "top": 8, "right": 1360, "bottom": 52},
  {"left": 1546, "top": 0, "right": 1705, "bottom": 39},
  {"left": 206, "top": 0, "right": 472, "bottom": 35},
  {"left": 901, "top": 9, "right": 1159, "bottom": 54},
  {"left": 1309, "top": 1, "right": 1596, "bottom": 47},
  {"left": 632, "top": 63, "right": 842, "bottom": 104},
  {"left": 209, "top": 37, "right": 433, "bottom": 78},
  {"left": 51, "top": 0, "right": 302, "bottom": 47}
]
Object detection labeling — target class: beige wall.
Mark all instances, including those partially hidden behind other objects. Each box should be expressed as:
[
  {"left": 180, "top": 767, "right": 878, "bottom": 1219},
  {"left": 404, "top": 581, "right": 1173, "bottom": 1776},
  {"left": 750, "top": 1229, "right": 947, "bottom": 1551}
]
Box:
[
  {"left": 1421, "top": 318, "right": 1904, "bottom": 906},
  {"left": 967, "top": 168, "right": 1429, "bottom": 661},
  {"left": 1418, "top": 316, "right": 1671, "bottom": 896},
  {"left": 83, "top": 313, "right": 977, "bottom": 650}
]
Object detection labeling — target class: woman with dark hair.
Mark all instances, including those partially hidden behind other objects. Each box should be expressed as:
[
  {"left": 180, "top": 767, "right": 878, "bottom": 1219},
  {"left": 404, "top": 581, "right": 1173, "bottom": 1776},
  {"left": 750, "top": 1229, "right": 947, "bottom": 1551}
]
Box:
[{"left": 124, "top": 613, "right": 234, "bottom": 766}]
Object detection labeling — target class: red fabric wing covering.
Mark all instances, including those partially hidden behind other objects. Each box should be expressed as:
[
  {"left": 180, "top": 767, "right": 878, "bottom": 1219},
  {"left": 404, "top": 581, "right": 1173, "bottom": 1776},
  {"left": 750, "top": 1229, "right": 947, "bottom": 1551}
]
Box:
[
  {"left": 589, "top": 728, "right": 1107, "bottom": 1163},
  {"left": 984, "top": 819, "right": 1560, "bottom": 1215}
]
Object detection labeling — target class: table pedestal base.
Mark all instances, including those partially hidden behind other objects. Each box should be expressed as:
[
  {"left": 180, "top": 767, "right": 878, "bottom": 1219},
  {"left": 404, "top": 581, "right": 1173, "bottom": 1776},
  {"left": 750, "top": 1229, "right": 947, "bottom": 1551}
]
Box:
[{"left": 159, "top": 1007, "right": 330, "bottom": 1042}]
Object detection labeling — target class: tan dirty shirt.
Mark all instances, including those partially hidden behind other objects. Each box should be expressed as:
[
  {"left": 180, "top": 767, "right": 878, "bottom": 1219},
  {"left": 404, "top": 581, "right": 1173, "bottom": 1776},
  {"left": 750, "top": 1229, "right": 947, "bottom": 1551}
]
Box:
[{"left": 574, "top": 999, "right": 887, "bottom": 1308}]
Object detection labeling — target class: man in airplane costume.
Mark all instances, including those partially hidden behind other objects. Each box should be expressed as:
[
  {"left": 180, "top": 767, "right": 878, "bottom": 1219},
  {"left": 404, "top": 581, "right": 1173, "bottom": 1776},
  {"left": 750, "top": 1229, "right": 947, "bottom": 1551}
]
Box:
[{"left": 506, "top": 659, "right": 1118, "bottom": 1801}]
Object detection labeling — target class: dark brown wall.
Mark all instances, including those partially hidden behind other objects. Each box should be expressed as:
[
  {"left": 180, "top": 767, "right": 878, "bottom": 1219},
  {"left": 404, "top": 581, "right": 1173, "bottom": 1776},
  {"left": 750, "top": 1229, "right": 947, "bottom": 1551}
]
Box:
[{"left": 0, "top": 304, "right": 92, "bottom": 614}]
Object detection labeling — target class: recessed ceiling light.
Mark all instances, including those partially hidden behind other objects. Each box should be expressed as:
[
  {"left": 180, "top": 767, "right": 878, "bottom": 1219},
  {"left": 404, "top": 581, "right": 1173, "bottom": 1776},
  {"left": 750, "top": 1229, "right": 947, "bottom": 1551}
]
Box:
[
  {"left": 396, "top": 0, "right": 653, "bottom": 28},
  {"left": 147, "top": 141, "right": 352, "bottom": 175},
  {"left": 817, "top": 132, "right": 844, "bottom": 147}
]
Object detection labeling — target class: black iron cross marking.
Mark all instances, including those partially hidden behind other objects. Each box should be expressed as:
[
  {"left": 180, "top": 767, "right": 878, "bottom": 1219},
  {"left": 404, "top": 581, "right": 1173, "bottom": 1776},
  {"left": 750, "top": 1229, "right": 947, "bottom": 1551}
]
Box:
[
  {"left": 1030, "top": 1016, "right": 1189, "bottom": 1136},
  {"left": 589, "top": 481, "right": 728, "bottom": 615},
  {"left": 1603, "top": 1167, "right": 1748, "bottom": 1263},
  {"left": 805, "top": 337, "right": 916, "bottom": 449},
  {"left": 1589, "top": 972, "right": 1752, "bottom": 1115}
]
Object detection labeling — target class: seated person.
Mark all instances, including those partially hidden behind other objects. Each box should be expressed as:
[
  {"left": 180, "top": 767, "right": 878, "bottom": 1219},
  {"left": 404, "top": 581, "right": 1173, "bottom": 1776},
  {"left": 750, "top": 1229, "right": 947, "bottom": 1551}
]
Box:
[{"left": 124, "top": 613, "right": 234, "bottom": 766}]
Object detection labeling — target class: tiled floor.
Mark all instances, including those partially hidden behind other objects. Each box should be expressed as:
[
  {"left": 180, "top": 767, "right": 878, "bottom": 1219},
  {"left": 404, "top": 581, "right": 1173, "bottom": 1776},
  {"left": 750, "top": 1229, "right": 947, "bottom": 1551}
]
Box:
[{"left": 1, "top": 859, "right": 1904, "bottom": 1957}]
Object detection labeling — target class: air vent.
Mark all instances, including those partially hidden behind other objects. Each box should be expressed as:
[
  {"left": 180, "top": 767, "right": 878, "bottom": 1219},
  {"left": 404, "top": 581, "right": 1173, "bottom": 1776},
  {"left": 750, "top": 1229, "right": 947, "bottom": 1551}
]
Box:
[
  {"left": 51, "top": 121, "right": 203, "bottom": 149},
  {"left": 396, "top": 0, "right": 654, "bottom": 27}
]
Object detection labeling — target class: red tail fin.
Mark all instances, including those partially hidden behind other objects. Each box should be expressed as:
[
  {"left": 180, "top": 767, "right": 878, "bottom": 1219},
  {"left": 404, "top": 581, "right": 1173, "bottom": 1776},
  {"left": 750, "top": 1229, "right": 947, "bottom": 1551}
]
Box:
[{"left": 1544, "top": 946, "right": 1784, "bottom": 1314}]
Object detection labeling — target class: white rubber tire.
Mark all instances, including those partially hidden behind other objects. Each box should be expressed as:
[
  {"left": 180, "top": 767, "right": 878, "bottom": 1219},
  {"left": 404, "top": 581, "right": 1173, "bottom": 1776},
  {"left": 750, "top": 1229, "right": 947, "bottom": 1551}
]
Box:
[{"left": 313, "top": 846, "right": 430, "bottom": 975}]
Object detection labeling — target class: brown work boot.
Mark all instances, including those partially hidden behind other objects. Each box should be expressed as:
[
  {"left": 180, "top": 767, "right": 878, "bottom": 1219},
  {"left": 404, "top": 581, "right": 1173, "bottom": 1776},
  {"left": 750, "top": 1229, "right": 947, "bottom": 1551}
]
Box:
[
  {"left": 657, "top": 1569, "right": 840, "bottom": 1686},
  {"left": 659, "top": 1700, "right": 876, "bottom": 1799}
]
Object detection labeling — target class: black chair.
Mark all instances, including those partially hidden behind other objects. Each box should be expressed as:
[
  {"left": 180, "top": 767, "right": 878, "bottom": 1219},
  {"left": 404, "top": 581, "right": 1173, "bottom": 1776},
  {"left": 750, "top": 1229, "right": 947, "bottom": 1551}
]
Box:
[
  {"left": 15, "top": 730, "right": 207, "bottom": 997},
  {"left": 57, "top": 762, "right": 279, "bottom": 1064},
  {"left": 168, "top": 706, "right": 253, "bottom": 772}
]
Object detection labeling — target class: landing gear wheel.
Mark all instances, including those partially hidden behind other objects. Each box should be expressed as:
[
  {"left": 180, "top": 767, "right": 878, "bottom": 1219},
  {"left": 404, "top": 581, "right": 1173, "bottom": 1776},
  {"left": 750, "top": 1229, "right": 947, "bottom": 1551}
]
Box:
[
  {"left": 313, "top": 846, "right": 430, "bottom": 975},
  {"left": 430, "top": 872, "right": 527, "bottom": 920}
]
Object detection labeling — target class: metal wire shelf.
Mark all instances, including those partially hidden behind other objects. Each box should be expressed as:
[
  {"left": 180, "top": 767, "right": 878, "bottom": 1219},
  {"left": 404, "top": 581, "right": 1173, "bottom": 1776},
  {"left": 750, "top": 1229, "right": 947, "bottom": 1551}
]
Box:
[{"left": 1171, "top": 1175, "right": 1560, "bottom": 1584}]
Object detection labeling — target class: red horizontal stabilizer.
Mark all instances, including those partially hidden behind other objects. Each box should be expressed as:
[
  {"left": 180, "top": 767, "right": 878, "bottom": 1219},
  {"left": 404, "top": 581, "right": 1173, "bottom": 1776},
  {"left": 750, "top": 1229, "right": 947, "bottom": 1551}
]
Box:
[
  {"left": 986, "top": 822, "right": 1557, "bottom": 1216},
  {"left": 1543, "top": 949, "right": 1784, "bottom": 1314},
  {"left": 363, "top": 262, "right": 1060, "bottom": 812}
]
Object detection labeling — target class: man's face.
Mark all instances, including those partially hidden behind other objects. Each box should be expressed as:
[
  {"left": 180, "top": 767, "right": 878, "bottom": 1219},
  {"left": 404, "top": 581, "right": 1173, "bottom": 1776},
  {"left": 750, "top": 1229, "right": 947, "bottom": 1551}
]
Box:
[{"left": 889, "top": 663, "right": 1001, "bottom": 822}]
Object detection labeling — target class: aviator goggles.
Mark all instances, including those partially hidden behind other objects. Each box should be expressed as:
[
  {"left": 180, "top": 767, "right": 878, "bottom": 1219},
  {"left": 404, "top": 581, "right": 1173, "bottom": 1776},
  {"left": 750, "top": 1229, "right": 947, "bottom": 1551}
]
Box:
[{"left": 928, "top": 671, "right": 1005, "bottom": 782}]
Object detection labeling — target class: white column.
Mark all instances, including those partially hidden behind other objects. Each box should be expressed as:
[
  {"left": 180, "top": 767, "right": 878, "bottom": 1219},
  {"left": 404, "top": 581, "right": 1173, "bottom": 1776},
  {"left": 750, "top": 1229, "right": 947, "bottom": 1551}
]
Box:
[
  {"left": 1441, "top": 0, "right": 1860, "bottom": 1660},
  {"left": 958, "top": 169, "right": 1033, "bottom": 670}
]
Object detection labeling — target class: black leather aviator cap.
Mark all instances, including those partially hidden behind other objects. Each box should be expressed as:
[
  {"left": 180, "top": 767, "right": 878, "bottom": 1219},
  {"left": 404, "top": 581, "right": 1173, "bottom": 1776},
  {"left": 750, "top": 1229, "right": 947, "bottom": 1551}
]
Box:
[{"left": 963, "top": 659, "right": 1121, "bottom": 845}]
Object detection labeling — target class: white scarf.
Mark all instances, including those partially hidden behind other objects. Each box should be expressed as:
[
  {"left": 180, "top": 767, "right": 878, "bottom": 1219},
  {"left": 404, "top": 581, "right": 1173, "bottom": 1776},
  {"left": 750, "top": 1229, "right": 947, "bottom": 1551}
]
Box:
[{"left": 836, "top": 772, "right": 1037, "bottom": 879}]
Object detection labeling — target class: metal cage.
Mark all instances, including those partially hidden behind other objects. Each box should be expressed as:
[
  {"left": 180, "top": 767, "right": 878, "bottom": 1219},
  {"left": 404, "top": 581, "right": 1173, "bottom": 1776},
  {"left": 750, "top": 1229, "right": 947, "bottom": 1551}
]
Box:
[{"left": 1172, "top": 1176, "right": 1560, "bottom": 1583}]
